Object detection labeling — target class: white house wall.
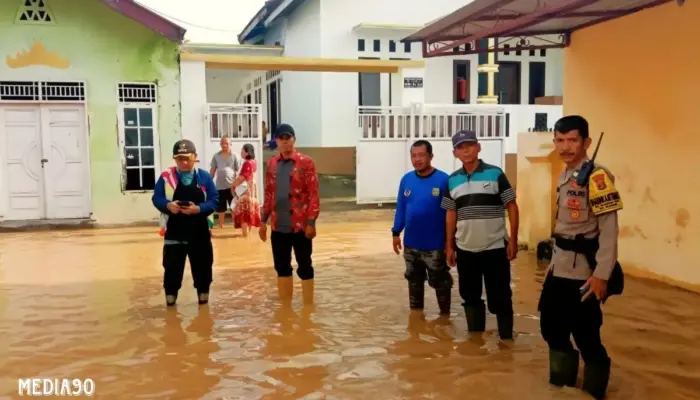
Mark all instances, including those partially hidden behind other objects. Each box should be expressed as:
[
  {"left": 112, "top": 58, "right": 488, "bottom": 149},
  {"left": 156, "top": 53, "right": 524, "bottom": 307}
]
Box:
[
  {"left": 205, "top": 69, "right": 252, "bottom": 104},
  {"left": 423, "top": 56, "right": 480, "bottom": 104},
  {"left": 497, "top": 35, "right": 564, "bottom": 100},
  {"left": 316, "top": 0, "right": 477, "bottom": 147},
  {"left": 245, "top": 0, "right": 564, "bottom": 148},
  {"left": 264, "top": 20, "right": 287, "bottom": 46},
  {"left": 278, "top": 0, "right": 323, "bottom": 147}
]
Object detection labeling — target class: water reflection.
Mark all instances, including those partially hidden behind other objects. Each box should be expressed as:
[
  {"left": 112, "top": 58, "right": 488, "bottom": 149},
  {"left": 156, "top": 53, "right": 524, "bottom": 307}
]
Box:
[{"left": 0, "top": 210, "right": 698, "bottom": 399}]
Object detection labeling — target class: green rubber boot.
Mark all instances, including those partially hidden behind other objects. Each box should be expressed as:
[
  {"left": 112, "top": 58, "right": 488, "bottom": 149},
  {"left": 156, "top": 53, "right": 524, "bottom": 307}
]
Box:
[
  {"left": 408, "top": 281, "right": 425, "bottom": 310},
  {"left": 549, "top": 349, "right": 579, "bottom": 387},
  {"left": 583, "top": 357, "right": 611, "bottom": 400},
  {"left": 435, "top": 286, "right": 451, "bottom": 316}
]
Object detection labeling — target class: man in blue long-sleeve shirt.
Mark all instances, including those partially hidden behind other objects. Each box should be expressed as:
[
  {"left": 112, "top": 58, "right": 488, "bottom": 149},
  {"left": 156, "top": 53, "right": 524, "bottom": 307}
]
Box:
[
  {"left": 392, "top": 140, "right": 452, "bottom": 316},
  {"left": 152, "top": 139, "right": 219, "bottom": 307}
]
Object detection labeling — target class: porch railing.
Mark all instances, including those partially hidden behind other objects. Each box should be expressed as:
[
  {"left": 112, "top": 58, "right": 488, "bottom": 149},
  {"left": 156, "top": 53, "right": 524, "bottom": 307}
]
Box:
[
  {"left": 357, "top": 104, "right": 563, "bottom": 140},
  {"left": 207, "top": 103, "right": 261, "bottom": 140}
]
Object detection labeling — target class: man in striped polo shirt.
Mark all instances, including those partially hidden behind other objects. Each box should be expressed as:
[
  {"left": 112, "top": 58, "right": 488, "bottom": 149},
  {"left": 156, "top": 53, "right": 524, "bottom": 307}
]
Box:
[{"left": 441, "top": 130, "right": 520, "bottom": 340}]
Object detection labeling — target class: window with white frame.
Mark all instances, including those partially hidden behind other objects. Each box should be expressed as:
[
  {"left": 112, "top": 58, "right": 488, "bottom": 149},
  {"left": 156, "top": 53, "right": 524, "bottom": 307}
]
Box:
[{"left": 117, "top": 83, "right": 159, "bottom": 191}]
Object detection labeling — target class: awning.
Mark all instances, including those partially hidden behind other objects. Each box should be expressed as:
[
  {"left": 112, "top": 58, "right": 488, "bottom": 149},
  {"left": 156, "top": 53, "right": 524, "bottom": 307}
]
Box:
[
  {"left": 403, "top": 0, "right": 675, "bottom": 57},
  {"left": 180, "top": 52, "right": 425, "bottom": 73}
]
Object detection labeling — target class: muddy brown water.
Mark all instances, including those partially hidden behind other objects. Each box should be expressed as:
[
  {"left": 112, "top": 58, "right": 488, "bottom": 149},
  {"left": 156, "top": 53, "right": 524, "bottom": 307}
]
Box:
[{"left": 0, "top": 210, "right": 698, "bottom": 399}]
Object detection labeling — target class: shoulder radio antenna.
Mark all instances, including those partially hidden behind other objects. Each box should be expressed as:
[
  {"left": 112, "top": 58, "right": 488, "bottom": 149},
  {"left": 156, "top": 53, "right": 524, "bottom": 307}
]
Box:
[{"left": 590, "top": 132, "right": 604, "bottom": 162}]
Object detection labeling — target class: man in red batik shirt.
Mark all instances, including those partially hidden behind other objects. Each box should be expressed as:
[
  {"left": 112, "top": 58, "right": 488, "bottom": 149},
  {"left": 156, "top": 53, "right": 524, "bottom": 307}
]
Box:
[{"left": 259, "top": 123, "right": 320, "bottom": 305}]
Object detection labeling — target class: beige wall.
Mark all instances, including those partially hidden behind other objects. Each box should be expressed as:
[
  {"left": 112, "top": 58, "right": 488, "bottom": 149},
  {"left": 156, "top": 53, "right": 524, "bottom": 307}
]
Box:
[
  {"left": 516, "top": 132, "right": 563, "bottom": 249},
  {"left": 297, "top": 147, "right": 356, "bottom": 176},
  {"left": 518, "top": 1, "right": 700, "bottom": 292},
  {"left": 297, "top": 147, "right": 519, "bottom": 184}
]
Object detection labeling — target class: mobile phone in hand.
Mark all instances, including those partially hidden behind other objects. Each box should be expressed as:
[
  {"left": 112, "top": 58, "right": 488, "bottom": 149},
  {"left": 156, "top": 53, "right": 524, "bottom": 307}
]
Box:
[{"left": 177, "top": 201, "right": 193, "bottom": 207}]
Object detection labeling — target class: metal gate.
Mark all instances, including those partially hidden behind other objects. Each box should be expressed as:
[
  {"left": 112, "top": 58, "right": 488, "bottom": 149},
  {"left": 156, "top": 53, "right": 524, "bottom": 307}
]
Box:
[
  {"left": 205, "top": 103, "right": 264, "bottom": 201},
  {"left": 355, "top": 104, "right": 507, "bottom": 204}
]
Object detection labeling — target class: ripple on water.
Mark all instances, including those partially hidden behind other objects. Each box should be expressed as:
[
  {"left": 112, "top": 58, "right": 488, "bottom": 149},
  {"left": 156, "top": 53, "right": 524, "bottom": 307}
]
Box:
[{"left": 0, "top": 212, "right": 699, "bottom": 399}]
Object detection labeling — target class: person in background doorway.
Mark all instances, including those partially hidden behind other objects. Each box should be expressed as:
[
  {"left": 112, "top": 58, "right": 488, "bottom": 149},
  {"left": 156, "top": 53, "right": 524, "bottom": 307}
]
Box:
[
  {"left": 259, "top": 123, "right": 320, "bottom": 305},
  {"left": 391, "top": 140, "right": 452, "bottom": 317},
  {"left": 538, "top": 116, "right": 622, "bottom": 400},
  {"left": 152, "top": 139, "right": 218, "bottom": 306},
  {"left": 262, "top": 121, "right": 270, "bottom": 146},
  {"left": 442, "top": 130, "right": 519, "bottom": 341},
  {"left": 231, "top": 143, "right": 261, "bottom": 238},
  {"left": 209, "top": 136, "right": 242, "bottom": 230}
]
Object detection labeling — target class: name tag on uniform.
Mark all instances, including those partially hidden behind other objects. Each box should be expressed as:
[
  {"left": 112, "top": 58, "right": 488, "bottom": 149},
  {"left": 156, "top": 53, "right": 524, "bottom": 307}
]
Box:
[
  {"left": 432, "top": 187, "right": 440, "bottom": 196},
  {"left": 567, "top": 189, "right": 586, "bottom": 197}
]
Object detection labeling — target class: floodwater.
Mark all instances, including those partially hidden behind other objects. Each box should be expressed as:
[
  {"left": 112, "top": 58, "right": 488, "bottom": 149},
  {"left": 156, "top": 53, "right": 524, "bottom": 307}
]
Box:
[{"left": 0, "top": 209, "right": 699, "bottom": 399}]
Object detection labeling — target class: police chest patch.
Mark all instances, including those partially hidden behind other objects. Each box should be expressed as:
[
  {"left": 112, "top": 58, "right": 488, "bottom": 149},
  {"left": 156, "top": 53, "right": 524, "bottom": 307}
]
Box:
[
  {"left": 567, "top": 189, "right": 586, "bottom": 197},
  {"left": 432, "top": 187, "right": 440, "bottom": 197},
  {"left": 404, "top": 189, "right": 411, "bottom": 197},
  {"left": 588, "top": 169, "right": 623, "bottom": 215}
]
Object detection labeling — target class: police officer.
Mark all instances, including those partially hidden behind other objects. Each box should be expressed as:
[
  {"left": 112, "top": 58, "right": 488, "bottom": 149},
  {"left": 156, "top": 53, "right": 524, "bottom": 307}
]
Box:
[{"left": 538, "top": 116, "right": 624, "bottom": 400}]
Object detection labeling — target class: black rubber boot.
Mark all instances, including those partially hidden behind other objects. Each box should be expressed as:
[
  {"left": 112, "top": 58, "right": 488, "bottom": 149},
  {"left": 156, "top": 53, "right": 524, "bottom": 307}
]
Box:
[
  {"left": 583, "top": 357, "right": 611, "bottom": 400},
  {"left": 408, "top": 281, "right": 425, "bottom": 310},
  {"left": 197, "top": 291, "right": 209, "bottom": 305},
  {"left": 435, "top": 287, "right": 451, "bottom": 315},
  {"left": 166, "top": 294, "right": 177, "bottom": 306},
  {"left": 497, "top": 313, "right": 513, "bottom": 340},
  {"left": 549, "top": 349, "right": 579, "bottom": 387},
  {"left": 464, "top": 306, "right": 486, "bottom": 332}
]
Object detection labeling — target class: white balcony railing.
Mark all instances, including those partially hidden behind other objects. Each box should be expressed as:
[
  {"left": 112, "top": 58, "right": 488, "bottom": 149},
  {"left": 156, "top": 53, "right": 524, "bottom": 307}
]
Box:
[
  {"left": 357, "top": 104, "right": 563, "bottom": 142},
  {"left": 207, "top": 103, "right": 261, "bottom": 140}
]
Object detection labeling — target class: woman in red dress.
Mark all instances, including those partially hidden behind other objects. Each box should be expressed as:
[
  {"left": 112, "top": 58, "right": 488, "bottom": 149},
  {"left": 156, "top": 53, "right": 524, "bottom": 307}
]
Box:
[{"left": 231, "top": 144, "right": 261, "bottom": 237}]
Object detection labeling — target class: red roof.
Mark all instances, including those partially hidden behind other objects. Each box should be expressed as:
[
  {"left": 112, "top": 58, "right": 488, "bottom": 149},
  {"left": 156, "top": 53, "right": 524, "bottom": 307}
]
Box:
[
  {"left": 101, "top": 0, "right": 186, "bottom": 42},
  {"left": 403, "top": 0, "right": 675, "bottom": 57}
]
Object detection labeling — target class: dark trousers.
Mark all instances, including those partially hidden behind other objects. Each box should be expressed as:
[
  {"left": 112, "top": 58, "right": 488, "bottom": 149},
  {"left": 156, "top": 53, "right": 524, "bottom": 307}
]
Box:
[
  {"left": 271, "top": 231, "right": 314, "bottom": 280},
  {"left": 456, "top": 247, "right": 513, "bottom": 316},
  {"left": 403, "top": 247, "right": 453, "bottom": 311},
  {"left": 162, "top": 240, "right": 214, "bottom": 296},
  {"left": 539, "top": 273, "right": 609, "bottom": 364}
]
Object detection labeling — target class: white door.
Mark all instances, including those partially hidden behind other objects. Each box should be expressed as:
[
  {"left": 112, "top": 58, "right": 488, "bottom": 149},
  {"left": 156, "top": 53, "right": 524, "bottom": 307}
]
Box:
[
  {"left": 0, "top": 104, "right": 90, "bottom": 221},
  {"left": 1, "top": 106, "right": 45, "bottom": 220},
  {"left": 41, "top": 105, "right": 90, "bottom": 219}
]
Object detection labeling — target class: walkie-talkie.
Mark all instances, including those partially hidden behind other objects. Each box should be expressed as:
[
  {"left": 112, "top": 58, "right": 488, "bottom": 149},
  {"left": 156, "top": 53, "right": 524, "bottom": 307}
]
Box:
[{"left": 574, "top": 132, "right": 604, "bottom": 187}]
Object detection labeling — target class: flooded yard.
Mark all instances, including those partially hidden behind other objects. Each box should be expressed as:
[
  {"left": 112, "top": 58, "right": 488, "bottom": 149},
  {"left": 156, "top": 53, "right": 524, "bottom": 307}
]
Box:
[{"left": 0, "top": 210, "right": 698, "bottom": 399}]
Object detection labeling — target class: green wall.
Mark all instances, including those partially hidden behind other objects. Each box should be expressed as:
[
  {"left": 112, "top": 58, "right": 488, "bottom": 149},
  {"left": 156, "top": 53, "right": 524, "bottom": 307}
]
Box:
[{"left": 0, "top": 0, "right": 181, "bottom": 223}]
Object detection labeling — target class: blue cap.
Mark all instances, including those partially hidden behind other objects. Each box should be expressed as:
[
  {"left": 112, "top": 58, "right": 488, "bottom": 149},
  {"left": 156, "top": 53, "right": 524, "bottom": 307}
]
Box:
[
  {"left": 451, "top": 130, "right": 478, "bottom": 148},
  {"left": 275, "top": 123, "right": 295, "bottom": 137}
]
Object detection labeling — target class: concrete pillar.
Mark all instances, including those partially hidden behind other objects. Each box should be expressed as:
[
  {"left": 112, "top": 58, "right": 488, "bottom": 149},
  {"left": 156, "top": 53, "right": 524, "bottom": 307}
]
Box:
[
  {"left": 179, "top": 60, "right": 207, "bottom": 160},
  {"left": 477, "top": 38, "right": 499, "bottom": 104}
]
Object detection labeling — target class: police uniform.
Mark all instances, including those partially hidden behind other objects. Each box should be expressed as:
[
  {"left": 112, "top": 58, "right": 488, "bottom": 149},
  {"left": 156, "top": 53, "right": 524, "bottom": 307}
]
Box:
[{"left": 538, "top": 160, "right": 624, "bottom": 400}]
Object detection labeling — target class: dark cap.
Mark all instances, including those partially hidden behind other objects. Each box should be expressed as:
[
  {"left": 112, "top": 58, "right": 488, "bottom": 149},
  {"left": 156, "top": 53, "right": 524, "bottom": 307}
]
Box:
[
  {"left": 275, "top": 123, "right": 295, "bottom": 138},
  {"left": 173, "top": 139, "right": 196, "bottom": 157},
  {"left": 451, "top": 130, "right": 478, "bottom": 148}
]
